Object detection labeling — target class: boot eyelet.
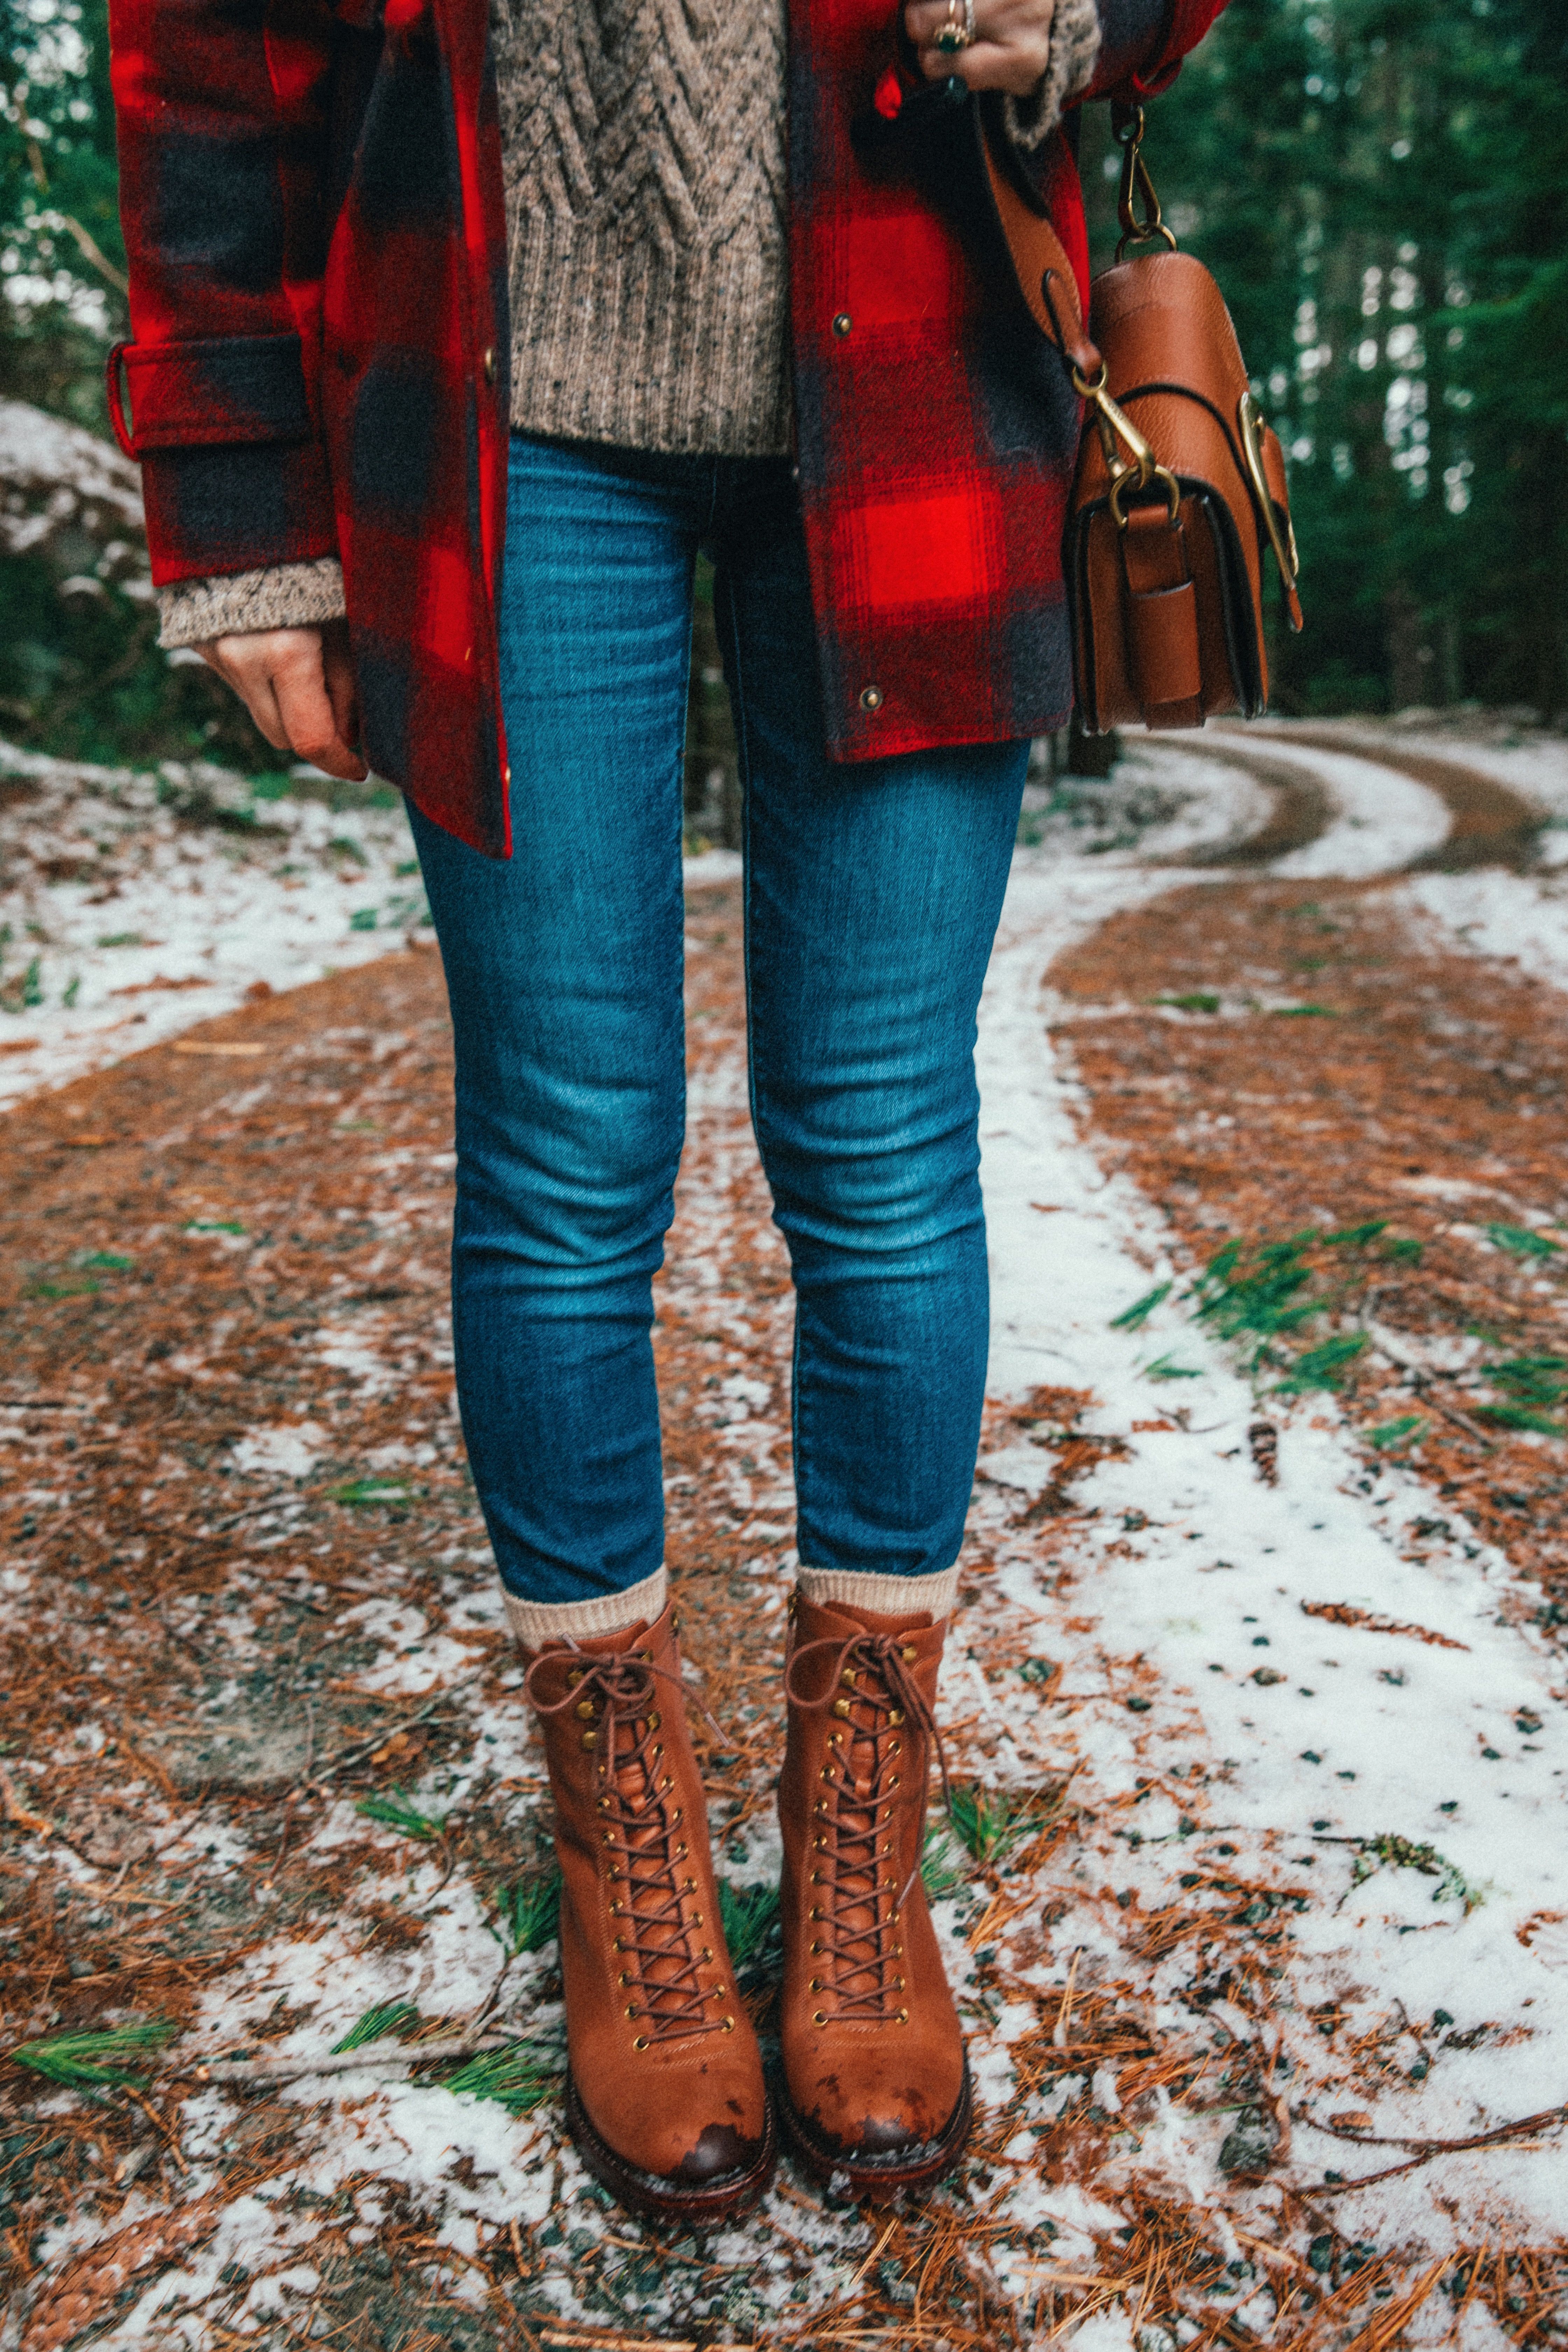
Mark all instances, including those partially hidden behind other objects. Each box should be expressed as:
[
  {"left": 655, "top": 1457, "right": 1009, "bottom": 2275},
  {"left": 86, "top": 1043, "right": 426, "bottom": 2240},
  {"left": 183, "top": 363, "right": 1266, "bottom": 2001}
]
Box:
[
  {"left": 896, "top": 1975, "right": 905, "bottom": 1990},
  {"left": 581, "top": 1730, "right": 597, "bottom": 1748},
  {"left": 691, "top": 1910, "right": 702, "bottom": 1927},
  {"left": 676, "top": 1841, "right": 688, "bottom": 1859},
  {"left": 896, "top": 2007, "right": 910, "bottom": 2024},
  {"left": 889, "top": 1743, "right": 901, "bottom": 1757},
  {"left": 812, "top": 2010, "right": 828, "bottom": 2027},
  {"left": 721, "top": 2015, "right": 735, "bottom": 2031},
  {"left": 612, "top": 1937, "right": 625, "bottom": 1951},
  {"left": 809, "top": 1940, "right": 822, "bottom": 1955},
  {"left": 633, "top": 2035, "right": 649, "bottom": 2051},
  {"left": 566, "top": 1668, "right": 583, "bottom": 1687},
  {"left": 809, "top": 1977, "right": 821, "bottom": 1992},
  {"left": 833, "top": 1698, "right": 851, "bottom": 1718},
  {"left": 653, "top": 1742, "right": 663, "bottom": 1756},
  {"left": 900, "top": 1645, "right": 917, "bottom": 1662},
  {"left": 625, "top": 2003, "right": 639, "bottom": 2019},
  {"left": 819, "top": 1768, "right": 833, "bottom": 1784},
  {"left": 713, "top": 1981, "right": 726, "bottom": 1996},
  {"left": 662, "top": 1776, "right": 674, "bottom": 1792},
  {"left": 888, "top": 1709, "right": 904, "bottom": 1727},
  {"left": 840, "top": 1668, "right": 857, "bottom": 1688},
  {"left": 814, "top": 1835, "right": 827, "bottom": 1851},
  {"left": 649, "top": 1712, "right": 660, "bottom": 1730},
  {"left": 702, "top": 1947, "right": 713, "bottom": 1961},
  {"left": 575, "top": 1699, "right": 595, "bottom": 1721},
  {"left": 602, "top": 1829, "right": 615, "bottom": 1845},
  {"left": 814, "top": 1800, "right": 826, "bottom": 1818},
  {"left": 684, "top": 1876, "right": 697, "bottom": 1892},
  {"left": 888, "top": 1773, "right": 901, "bottom": 1788},
  {"left": 618, "top": 1971, "right": 632, "bottom": 1986},
  {"left": 597, "top": 1795, "right": 612, "bottom": 1811}
]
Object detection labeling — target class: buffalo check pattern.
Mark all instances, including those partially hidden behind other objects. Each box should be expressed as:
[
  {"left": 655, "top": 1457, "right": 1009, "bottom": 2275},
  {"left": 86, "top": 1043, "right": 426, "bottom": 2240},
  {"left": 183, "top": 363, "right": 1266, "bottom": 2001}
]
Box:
[{"left": 108, "top": 0, "right": 1226, "bottom": 855}]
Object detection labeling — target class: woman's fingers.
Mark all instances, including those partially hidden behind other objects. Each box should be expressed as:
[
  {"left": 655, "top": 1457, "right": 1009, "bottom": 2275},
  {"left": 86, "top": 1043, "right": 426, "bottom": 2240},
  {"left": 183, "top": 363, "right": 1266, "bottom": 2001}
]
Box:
[
  {"left": 201, "top": 626, "right": 370, "bottom": 783},
  {"left": 320, "top": 620, "right": 362, "bottom": 769},
  {"left": 904, "top": 0, "right": 1056, "bottom": 93}
]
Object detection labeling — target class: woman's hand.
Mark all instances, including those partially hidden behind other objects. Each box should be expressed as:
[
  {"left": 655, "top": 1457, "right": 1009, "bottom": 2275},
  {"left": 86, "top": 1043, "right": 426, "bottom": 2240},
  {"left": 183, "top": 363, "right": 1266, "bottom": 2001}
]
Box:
[
  {"left": 905, "top": 0, "right": 1058, "bottom": 93},
  {"left": 199, "top": 617, "right": 368, "bottom": 783}
]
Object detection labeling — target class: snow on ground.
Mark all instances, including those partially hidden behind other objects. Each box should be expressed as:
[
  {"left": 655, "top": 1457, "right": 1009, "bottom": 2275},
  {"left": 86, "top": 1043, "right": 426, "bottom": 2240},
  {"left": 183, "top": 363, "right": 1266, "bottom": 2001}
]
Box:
[
  {"left": 7, "top": 715, "right": 1568, "bottom": 2330},
  {"left": 1403, "top": 865, "right": 1568, "bottom": 1001},
  {"left": 0, "top": 741, "right": 743, "bottom": 1112},
  {"left": 976, "top": 845, "right": 1568, "bottom": 2253}
]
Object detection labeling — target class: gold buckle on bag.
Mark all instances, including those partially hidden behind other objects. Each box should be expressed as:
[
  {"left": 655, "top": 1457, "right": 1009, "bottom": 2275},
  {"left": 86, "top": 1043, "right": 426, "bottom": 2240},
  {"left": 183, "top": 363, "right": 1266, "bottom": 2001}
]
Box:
[{"left": 1238, "top": 389, "right": 1302, "bottom": 595}]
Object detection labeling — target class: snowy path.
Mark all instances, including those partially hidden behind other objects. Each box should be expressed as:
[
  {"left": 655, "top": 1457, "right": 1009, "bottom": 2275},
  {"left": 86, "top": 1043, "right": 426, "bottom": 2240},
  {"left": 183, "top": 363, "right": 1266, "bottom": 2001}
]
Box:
[
  {"left": 972, "top": 851, "right": 1568, "bottom": 2268},
  {"left": 0, "top": 740, "right": 741, "bottom": 1114},
  {"left": 5, "top": 716, "right": 1568, "bottom": 2343}
]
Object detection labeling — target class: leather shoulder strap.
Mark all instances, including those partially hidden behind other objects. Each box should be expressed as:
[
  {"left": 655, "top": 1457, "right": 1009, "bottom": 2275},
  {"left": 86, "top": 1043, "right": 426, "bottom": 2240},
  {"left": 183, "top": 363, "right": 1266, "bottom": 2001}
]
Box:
[{"left": 979, "top": 121, "right": 1101, "bottom": 380}]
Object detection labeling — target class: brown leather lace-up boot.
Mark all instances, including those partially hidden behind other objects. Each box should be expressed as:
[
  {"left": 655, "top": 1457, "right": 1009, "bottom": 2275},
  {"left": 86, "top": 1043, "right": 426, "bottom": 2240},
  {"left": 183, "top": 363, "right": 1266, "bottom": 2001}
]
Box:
[
  {"left": 522, "top": 1601, "right": 774, "bottom": 2221},
  {"left": 776, "top": 1592, "right": 971, "bottom": 2196}
]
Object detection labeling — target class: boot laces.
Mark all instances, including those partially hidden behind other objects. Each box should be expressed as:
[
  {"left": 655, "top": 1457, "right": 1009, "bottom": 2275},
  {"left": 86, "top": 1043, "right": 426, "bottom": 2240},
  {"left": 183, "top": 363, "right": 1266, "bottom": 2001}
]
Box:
[
  {"left": 525, "top": 1647, "right": 731, "bottom": 2046},
  {"left": 785, "top": 1631, "right": 949, "bottom": 2023}
]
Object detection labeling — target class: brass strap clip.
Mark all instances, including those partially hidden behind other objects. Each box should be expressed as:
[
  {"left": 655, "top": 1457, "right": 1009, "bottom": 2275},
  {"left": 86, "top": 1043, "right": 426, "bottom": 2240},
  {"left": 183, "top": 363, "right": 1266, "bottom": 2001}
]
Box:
[
  {"left": 1114, "top": 103, "right": 1178, "bottom": 262},
  {"left": 1072, "top": 359, "right": 1182, "bottom": 529}
]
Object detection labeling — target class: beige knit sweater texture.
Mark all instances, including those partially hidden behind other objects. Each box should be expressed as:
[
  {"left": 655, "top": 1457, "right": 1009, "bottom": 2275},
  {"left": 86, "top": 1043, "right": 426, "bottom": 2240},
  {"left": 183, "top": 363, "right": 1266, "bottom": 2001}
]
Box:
[{"left": 157, "top": 0, "right": 1100, "bottom": 648}]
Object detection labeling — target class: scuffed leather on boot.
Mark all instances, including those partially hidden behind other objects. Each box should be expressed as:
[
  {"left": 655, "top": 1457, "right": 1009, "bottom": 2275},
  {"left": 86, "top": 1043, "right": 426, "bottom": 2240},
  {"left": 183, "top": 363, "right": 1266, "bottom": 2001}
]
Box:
[
  {"left": 523, "top": 1601, "right": 773, "bottom": 2218},
  {"left": 776, "top": 1593, "right": 971, "bottom": 2192}
]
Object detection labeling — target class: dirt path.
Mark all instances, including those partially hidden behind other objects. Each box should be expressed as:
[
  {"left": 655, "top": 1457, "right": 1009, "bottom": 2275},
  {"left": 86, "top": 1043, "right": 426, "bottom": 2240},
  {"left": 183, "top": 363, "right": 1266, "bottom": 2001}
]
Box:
[{"left": 4, "top": 814, "right": 1567, "bottom": 2344}]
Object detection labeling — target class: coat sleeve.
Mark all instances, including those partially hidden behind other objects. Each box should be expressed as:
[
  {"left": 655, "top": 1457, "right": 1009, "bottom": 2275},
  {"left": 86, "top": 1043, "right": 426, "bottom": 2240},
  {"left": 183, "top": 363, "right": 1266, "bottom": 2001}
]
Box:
[
  {"left": 1085, "top": 0, "right": 1231, "bottom": 104},
  {"left": 107, "top": 0, "right": 341, "bottom": 587}
]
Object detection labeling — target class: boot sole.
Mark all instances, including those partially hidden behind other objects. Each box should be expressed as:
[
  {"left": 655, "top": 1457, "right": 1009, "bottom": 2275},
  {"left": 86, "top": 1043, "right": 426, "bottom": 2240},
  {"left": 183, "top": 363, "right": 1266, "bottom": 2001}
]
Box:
[
  {"left": 776, "top": 2058, "right": 973, "bottom": 2199},
  {"left": 564, "top": 2071, "right": 777, "bottom": 2225}
]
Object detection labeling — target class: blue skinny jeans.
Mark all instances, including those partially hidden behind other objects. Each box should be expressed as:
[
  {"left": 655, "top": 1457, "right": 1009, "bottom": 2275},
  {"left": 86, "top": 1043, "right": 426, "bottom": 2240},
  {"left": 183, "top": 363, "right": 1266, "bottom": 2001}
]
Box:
[{"left": 410, "top": 434, "right": 1028, "bottom": 1605}]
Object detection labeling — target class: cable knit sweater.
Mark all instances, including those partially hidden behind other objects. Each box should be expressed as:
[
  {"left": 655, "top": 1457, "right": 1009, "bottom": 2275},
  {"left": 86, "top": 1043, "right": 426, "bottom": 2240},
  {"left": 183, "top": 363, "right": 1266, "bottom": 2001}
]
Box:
[{"left": 156, "top": 0, "right": 1103, "bottom": 648}]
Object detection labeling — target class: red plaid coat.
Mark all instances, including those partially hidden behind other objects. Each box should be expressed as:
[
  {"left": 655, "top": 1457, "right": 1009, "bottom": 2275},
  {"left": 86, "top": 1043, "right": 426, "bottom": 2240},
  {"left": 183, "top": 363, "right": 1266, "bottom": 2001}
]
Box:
[{"left": 108, "top": 0, "right": 1227, "bottom": 856}]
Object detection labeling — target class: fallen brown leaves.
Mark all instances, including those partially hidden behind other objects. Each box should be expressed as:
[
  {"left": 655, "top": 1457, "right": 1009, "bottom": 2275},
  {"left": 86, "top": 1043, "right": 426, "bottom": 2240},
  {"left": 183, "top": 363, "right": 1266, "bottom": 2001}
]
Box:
[
  {"left": 1049, "top": 873, "right": 1568, "bottom": 1611},
  {"left": 4, "top": 881, "right": 1566, "bottom": 2346},
  {"left": 1301, "top": 1600, "right": 1469, "bottom": 1649}
]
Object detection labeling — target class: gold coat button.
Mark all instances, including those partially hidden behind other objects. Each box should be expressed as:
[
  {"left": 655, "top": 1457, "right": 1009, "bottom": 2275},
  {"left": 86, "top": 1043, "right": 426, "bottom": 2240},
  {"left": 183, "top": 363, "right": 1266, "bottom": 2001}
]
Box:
[
  {"left": 482, "top": 345, "right": 496, "bottom": 383},
  {"left": 832, "top": 313, "right": 852, "bottom": 337},
  {"left": 860, "top": 684, "right": 883, "bottom": 712}
]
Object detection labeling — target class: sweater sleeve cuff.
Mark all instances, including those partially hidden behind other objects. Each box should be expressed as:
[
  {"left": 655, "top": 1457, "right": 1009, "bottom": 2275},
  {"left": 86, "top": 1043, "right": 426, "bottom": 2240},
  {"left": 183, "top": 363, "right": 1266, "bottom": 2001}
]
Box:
[
  {"left": 1004, "top": 0, "right": 1103, "bottom": 149},
  {"left": 157, "top": 556, "right": 347, "bottom": 650}
]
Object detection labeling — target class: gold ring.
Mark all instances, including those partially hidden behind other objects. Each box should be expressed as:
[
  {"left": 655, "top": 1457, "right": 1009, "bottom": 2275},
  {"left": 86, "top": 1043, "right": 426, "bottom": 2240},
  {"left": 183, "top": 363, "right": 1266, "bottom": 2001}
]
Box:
[{"left": 933, "top": 0, "right": 972, "bottom": 52}]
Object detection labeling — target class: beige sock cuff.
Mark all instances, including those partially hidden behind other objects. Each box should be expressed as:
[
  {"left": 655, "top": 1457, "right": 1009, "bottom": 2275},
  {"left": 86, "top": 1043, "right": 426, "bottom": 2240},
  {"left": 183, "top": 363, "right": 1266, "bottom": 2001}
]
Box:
[
  {"left": 797, "top": 1564, "right": 960, "bottom": 1621},
  {"left": 503, "top": 1564, "right": 668, "bottom": 1651}
]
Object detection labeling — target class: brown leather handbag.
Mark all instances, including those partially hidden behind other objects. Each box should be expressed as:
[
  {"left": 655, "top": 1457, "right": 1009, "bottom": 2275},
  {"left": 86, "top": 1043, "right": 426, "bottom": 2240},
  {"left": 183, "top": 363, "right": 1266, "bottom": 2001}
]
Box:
[{"left": 984, "top": 104, "right": 1303, "bottom": 734}]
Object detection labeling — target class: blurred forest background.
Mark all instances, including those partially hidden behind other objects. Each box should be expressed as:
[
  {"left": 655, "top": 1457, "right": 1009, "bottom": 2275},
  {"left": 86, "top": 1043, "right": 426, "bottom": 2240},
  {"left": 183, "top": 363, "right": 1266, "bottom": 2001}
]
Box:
[{"left": 1, "top": 0, "right": 1565, "bottom": 783}]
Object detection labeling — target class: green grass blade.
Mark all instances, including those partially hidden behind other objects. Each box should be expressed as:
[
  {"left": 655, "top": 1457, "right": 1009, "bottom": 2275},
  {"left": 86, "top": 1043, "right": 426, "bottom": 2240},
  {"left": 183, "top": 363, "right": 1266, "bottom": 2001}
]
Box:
[
  {"left": 1276, "top": 1332, "right": 1367, "bottom": 1393},
  {"left": 9, "top": 2018, "right": 176, "bottom": 2090},
  {"left": 330, "top": 2001, "right": 421, "bottom": 2054},
  {"left": 718, "top": 1880, "right": 781, "bottom": 1975},
  {"left": 1368, "top": 1414, "right": 1426, "bottom": 1451},
  {"left": 492, "top": 1869, "right": 561, "bottom": 1956},
  {"left": 438, "top": 2039, "right": 563, "bottom": 2117},
  {"left": 1487, "top": 1223, "right": 1561, "bottom": 1259},
  {"left": 1110, "top": 1281, "right": 1171, "bottom": 1332},
  {"left": 355, "top": 1788, "right": 446, "bottom": 1840},
  {"left": 920, "top": 1823, "right": 968, "bottom": 1903}
]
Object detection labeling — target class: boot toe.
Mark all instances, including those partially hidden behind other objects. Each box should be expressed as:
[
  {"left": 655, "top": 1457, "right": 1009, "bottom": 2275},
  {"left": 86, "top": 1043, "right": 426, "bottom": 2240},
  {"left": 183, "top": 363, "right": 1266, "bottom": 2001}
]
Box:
[{"left": 670, "top": 2121, "right": 765, "bottom": 2185}]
